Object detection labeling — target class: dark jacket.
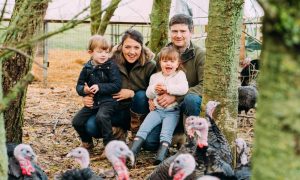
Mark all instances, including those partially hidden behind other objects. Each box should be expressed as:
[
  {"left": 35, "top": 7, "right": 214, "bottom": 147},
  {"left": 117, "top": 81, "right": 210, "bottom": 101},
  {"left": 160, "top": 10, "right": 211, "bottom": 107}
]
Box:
[
  {"left": 76, "top": 59, "right": 122, "bottom": 108},
  {"left": 157, "top": 42, "right": 205, "bottom": 102}
]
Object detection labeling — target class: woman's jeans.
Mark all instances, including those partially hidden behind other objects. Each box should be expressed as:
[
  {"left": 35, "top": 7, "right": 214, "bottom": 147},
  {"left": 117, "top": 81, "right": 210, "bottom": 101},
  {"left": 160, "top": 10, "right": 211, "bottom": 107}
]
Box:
[
  {"left": 143, "top": 93, "right": 202, "bottom": 150},
  {"left": 85, "top": 90, "right": 149, "bottom": 138},
  {"left": 136, "top": 108, "right": 180, "bottom": 144}
]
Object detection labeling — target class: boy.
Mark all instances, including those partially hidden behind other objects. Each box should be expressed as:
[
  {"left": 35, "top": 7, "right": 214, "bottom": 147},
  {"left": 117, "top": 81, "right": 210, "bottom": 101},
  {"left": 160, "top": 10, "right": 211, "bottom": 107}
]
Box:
[{"left": 72, "top": 35, "right": 122, "bottom": 150}]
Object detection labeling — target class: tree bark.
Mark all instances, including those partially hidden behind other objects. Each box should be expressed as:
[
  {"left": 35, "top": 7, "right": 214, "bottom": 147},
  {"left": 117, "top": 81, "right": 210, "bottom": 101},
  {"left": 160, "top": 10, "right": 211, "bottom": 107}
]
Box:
[
  {"left": 149, "top": 0, "right": 171, "bottom": 55},
  {"left": 0, "top": 62, "right": 8, "bottom": 179},
  {"left": 204, "top": 0, "right": 244, "bottom": 164},
  {"left": 252, "top": 1, "right": 300, "bottom": 179},
  {"left": 2, "top": 0, "right": 49, "bottom": 143},
  {"left": 90, "top": 0, "right": 102, "bottom": 35}
]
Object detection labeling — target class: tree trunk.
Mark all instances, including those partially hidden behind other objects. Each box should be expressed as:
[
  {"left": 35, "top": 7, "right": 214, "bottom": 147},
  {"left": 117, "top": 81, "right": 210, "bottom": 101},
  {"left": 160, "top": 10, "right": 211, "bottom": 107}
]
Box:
[
  {"left": 149, "top": 0, "right": 171, "bottom": 55},
  {"left": 204, "top": 0, "right": 244, "bottom": 163},
  {"left": 0, "top": 63, "right": 8, "bottom": 179},
  {"left": 2, "top": 0, "right": 49, "bottom": 143},
  {"left": 90, "top": 0, "right": 102, "bottom": 35},
  {"left": 90, "top": 0, "right": 121, "bottom": 35},
  {"left": 252, "top": 1, "right": 300, "bottom": 179}
]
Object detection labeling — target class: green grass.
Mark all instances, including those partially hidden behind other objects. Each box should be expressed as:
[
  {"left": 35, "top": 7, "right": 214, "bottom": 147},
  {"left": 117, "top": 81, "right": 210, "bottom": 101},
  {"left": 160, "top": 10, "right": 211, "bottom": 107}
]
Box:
[{"left": 47, "top": 23, "right": 91, "bottom": 50}]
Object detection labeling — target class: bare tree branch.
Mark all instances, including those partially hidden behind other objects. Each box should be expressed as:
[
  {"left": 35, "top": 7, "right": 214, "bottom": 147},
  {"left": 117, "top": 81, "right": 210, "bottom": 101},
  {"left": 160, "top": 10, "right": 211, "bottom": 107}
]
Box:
[{"left": 0, "top": 46, "right": 45, "bottom": 69}]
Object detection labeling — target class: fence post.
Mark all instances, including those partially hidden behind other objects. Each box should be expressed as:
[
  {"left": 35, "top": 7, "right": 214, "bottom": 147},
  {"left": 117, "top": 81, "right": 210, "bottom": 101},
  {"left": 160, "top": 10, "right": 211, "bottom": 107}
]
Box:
[{"left": 43, "top": 21, "right": 49, "bottom": 87}]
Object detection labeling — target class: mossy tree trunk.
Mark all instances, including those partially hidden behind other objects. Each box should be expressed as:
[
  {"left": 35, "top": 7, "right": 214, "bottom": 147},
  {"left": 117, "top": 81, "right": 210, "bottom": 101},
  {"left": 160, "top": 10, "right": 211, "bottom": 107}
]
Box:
[
  {"left": 149, "top": 0, "right": 171, "bottom": 55},
  {"left": 252, "top": 1, "right": 300, "bottom": 179},
  {"left": 90, "top": 0, "right": 121, "bottom": 35},
  {"left": 0, "top": 63, "right": 7, "bottom": 179},
  {"left": 2, "top": 0, "right": 49, "bottom": 143},
  {"left": 204, "top": 0, "right": 244, "bottom": 161}
]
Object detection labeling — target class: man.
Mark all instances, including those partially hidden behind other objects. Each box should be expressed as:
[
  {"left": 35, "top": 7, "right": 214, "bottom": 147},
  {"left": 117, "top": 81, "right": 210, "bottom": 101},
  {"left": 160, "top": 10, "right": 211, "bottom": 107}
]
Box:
[{"left": 143, "top": 13, "right": 205, "bottom": 150}]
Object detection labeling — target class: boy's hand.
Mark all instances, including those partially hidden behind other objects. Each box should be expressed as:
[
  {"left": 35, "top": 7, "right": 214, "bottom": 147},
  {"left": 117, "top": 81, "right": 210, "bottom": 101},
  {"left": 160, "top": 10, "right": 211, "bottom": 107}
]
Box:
[
  {"left": 155, "top": 83, "right": 167, "bottom": 95},
  {"left": 84, "top": 83, "right": 91, "bottom": 94},
  {"left": 90, "top": 84, "right": 99, "bottom": 94}
]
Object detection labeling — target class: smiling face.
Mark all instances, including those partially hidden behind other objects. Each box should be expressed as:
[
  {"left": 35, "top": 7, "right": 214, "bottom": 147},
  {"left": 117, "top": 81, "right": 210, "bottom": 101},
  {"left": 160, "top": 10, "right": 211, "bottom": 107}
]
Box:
[
  {"left": 160, "top": 58, "right": 180, "bottom": 76},
  {"left": 170, "top": 24, "right": 192, "bottom": 50},
  {"left": 122, "top": 37, "right": 142, "bottom": 63},
  {"left": 159, "top": 46, "right": 181, "bottom": 76},
  {"left": 89, "top": 47, "right": 109, "bottom": 65}
]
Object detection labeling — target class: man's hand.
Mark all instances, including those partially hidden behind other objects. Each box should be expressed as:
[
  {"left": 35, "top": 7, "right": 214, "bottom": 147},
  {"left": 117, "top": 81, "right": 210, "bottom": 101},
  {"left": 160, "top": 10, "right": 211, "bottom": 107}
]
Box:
[
  {"left": 155, "top": 83, "right": 167, "bottom": 95},
  {"left": 113, "top": 89, "right": 134, "bottom": 101},
  {"left": 90, "top": 84, "right": 99, "bottom": 94},
  {"left": 148, "top": 99, "right": 155, "bottom": 111},
  {"left": 157, "top": 94, "right": 176, "bottom": 108},
  {"left": 83, "top": 94, "right": 94, "bottom": 108}
]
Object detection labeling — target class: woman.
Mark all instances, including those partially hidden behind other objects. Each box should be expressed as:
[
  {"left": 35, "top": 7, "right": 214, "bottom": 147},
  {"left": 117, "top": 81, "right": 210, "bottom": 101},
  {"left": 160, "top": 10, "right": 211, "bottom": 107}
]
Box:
[{"left": 83, "top": 29, "right": 156, "bottom": 145}]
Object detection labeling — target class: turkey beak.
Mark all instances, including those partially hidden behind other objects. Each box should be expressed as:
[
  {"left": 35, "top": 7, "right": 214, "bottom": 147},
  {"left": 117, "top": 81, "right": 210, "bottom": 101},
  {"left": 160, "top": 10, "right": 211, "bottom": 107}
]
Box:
[
  {"left": 31, "top": 154, "right": 37, "bottom": 163},
  {"left": 127, "top": 151, "right": 135, "bottom": 167},
  {"left": 168, "top": 161, "right": 175, "bottom": 176},
  {"left": 66, "top": 152, "right": 73, "bottom": 158}
]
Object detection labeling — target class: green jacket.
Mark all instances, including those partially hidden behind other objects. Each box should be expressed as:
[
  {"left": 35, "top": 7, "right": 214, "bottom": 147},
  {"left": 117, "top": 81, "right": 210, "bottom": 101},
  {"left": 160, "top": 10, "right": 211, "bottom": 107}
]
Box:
[{"left": 157, "top": 42, "right": 205, "bottom": 102}]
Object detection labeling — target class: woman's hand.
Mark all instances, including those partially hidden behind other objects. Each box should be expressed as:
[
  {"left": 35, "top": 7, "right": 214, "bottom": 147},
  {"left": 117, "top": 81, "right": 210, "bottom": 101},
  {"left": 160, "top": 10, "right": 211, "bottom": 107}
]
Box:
[
  {"left": 148, "top": 99, "right": 155, "bottom": 111},
  {"left": 83, "top": 94, "right": 94, "bottom": 108},
  {"left": 157, "top": 93, "right": 176, "bottom": 108},
  {"left": 113, "top": 89, "right": 135, "bottom": 101}
]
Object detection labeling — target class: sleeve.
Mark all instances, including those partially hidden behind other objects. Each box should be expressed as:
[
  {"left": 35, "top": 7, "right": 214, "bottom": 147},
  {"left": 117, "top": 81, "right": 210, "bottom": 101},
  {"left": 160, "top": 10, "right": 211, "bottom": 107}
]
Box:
[
  {"left": 98, "top": 61, "right": 122, "bottom": 95},
  {"left": 188, "top": 50, "right": 205, "bottom": 95},
  {"left": 166, "top": 71, "right": 189, "bottom": 96},
  {"left": 76, "top": 67, "right": 87, "bottom": 96},
  {"left": 146, "top": 74, "right": 158, "bottom": 99}
]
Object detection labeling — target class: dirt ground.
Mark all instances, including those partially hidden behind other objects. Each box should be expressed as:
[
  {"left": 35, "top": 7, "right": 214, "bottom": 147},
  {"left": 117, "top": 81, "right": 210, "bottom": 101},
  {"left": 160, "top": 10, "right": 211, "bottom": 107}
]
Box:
[{"left": 23, "top": 50, "right": 254, "bottom": 179}]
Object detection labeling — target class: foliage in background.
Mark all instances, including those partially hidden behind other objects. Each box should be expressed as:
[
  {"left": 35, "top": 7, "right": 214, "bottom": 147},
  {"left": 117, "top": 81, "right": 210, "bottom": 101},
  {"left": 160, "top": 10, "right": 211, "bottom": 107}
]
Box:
[{"left": 252, "top": 1, "right": 300, "bottom": 179}]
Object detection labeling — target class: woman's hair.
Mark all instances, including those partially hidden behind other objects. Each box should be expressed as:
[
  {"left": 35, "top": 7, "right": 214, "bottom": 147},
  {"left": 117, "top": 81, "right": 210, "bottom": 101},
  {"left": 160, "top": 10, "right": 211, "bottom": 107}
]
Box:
[
  {"left": 88, "top": 35, "right": 111, "bottom": 51},
  {"left": 113, "top": 29, "right": 152, "bottom": 66},
  {"left": 159, "top": 46, "right": 185, "bottom": 72}
]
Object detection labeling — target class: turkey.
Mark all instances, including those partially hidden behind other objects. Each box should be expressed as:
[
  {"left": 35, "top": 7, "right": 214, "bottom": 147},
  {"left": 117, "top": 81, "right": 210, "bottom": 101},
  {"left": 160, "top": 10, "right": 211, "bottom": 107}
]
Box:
[
  {"left": 58, "top": 147, "right": 103, "bottom": 180},
  {"left": 234, "top": 138, "right": 251, "bottom": 180},
  {"left": 238, "top": 85, "right": 258, "bottom": 113},
  {"left": 240, "top": 59, "right": 259, "bottom": 87},
  {"left": 168, "top": 153, "right": 196, "bottom": 180},
  {"left": 147, "top": 100, "right": 234, "bottom": 180},
  {"left": 7, "top": 143, "right": 48, "bottom": 180},
  {"left": 105, "top": 140, "right": 134, "bottom": 180}
]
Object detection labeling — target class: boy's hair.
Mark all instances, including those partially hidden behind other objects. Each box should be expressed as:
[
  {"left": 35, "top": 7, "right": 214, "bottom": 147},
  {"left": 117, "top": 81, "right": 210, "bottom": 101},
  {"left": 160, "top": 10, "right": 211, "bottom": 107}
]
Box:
[
  {"left": 88, "top": 35, "right": 111, "bottom": 51},
  {"left": 159, "top": 46, "right": 185, "bottom": 71},
  {"left": 114, "top": 29, "right": 151, "bottom": 66},
  {"left": 169, "top": 14, "right": 194, "bottom": 32}
]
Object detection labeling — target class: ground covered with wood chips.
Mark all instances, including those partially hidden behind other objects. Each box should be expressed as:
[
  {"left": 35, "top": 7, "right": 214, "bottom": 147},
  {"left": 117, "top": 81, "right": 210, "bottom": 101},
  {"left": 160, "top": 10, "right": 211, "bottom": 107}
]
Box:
[{"left": 23, "top": 50, "right": 254, "bottom": 179}]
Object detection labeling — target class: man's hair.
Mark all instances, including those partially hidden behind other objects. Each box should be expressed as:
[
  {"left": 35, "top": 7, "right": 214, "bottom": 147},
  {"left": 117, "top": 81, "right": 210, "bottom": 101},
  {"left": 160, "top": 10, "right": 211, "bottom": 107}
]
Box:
[
  {"left": 88, "top": 35, "right": 111, "bottom": 51},
  {"left": 169, "top": 14, "right": 194, "bottom": 32}
]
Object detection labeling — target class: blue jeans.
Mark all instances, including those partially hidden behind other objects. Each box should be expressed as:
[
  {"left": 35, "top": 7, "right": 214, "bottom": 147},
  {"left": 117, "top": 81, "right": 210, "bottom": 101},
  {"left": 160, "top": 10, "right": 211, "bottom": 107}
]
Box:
[
  {"left": 137, "top": 108, "right": 180, "bottom": 144},
  {"left": 143, "top": 93, "right": 202, "bottom": 150},
  {"left": 85, "top": 90, "right": 149, "bottom": 137}
]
